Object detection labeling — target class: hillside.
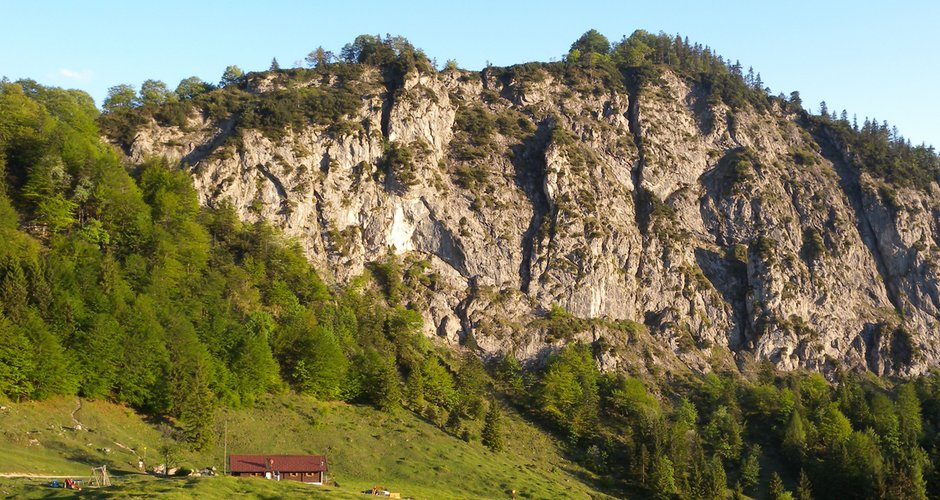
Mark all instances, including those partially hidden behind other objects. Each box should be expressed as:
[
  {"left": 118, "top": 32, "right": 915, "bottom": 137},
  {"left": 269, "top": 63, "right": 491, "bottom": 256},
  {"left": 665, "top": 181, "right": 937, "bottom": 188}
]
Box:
[{"left": 0, "top": 394, "right": 609, "bottom": 498}]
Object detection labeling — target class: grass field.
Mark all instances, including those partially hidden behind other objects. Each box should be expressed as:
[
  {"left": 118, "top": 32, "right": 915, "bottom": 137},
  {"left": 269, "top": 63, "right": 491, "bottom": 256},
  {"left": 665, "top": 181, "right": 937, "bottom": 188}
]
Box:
[
  {"left": 0, "top": 475, "right": 363, "bottom": 499},
  {"left": 0, "top": 395, "right": 613, "bottom": 499}
]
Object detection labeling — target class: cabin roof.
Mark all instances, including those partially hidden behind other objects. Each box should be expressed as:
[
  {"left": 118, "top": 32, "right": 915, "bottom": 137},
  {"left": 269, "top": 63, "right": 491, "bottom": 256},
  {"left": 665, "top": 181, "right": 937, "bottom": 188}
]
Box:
[{"left": 229, "top": 454, "right": 328, "bottom": 473}]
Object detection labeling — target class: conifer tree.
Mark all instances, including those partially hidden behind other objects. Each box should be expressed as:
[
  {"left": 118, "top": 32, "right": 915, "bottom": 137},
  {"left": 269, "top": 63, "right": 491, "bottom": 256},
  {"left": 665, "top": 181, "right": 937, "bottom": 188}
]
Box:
[
  {"left": 0, "top": 315, "right": 33, "bottom": 400},
  {"left": 651, "top": 455, "right": 677, "bottom": 500},
  {"left": 896, "top": 383, "right": 923, "bottom": 446},
  {"left": 740, "top": 444, "right": 761, "bottom": 492},
  {"left": 706, "top": 455, "right": 726, "bottom": 500},
  {"left": 769, "top": 472, "right": 790, "bottom": 500},
  {"left": 796, "top": 469, "right": 813, "bottom": 500},
  {"left": 481, "top": 400, "right": 504, "bottom": 452}
]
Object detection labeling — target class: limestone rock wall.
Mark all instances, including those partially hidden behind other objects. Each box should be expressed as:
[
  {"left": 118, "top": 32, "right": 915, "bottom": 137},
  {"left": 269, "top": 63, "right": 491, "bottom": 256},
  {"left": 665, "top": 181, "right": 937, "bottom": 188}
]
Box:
[{"left": 119, "top": 65, "right": 940, "bottom": 377}]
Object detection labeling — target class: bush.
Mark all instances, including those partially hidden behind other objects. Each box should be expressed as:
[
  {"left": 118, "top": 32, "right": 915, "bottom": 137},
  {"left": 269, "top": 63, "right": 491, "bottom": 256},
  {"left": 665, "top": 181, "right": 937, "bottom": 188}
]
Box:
[
  {"left": 239, "top": 87, "right": 361, "bottom": 140},
  {"left": 381, "top": 141, "right": 419, "bottom": 188},
  {"left": 496, "top": 109, "right": 535, "bottom": 141},
  {"left": 451, "top": 105, "right": 496, "bottom": 161},
  {"left": 551, "top": 126, "right": 596, "bottom": 167},
  {"left": 891, "top": 327, "right": 917, "bottom": 366},
  {"left": 801, "top": 228, "right": 826, "bottom": 262},
  {"left": 153, "top": 101, "right": 193, "bottom": 128},
  {"left": 455, "top": 105, "right": 495, "bottom": 136}
]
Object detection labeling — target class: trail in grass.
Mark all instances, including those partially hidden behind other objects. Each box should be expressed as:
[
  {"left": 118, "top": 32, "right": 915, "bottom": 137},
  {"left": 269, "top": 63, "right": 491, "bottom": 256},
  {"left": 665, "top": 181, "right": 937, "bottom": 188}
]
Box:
[
  {"left": 70, "top": 398, "right": 82, "bottom": 429},
  {"left": 70, "top": 397, "right": 143, "bottom": 462}
]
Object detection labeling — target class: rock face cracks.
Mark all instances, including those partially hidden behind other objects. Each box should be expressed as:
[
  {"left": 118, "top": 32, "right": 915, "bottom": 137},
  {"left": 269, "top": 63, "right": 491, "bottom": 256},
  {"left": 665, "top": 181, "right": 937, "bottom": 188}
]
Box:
[{"left": 121, "top": 66, "right": 940, "bottom": 377}]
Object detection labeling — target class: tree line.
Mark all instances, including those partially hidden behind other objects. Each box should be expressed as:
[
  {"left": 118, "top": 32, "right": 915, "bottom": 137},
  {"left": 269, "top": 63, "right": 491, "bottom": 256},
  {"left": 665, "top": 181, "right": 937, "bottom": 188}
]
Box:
[{"left": 494, "top": 340, "right": 940, "bottom": 499}]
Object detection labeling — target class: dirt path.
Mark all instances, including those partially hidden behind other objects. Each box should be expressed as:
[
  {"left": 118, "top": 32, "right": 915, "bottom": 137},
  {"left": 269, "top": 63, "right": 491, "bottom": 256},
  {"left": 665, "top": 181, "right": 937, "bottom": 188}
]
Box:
[
  {"left": 112, "top": 441, "right": 141, "bottom": 460},
  {"left": 70, "top": 397, "right": 83, "bottom": 428},
  {"left": 67, "top": 397, "right": 140, "bottom": 464},
  {"left": 68, "top": 397, "right": 142, "bottom": 461}
]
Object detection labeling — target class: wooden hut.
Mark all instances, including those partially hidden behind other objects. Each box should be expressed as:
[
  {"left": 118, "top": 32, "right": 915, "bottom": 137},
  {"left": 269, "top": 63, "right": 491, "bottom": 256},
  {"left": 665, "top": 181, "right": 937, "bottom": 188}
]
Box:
[{"left": 228, "top": 454, "right": 328, "bottom": 484}]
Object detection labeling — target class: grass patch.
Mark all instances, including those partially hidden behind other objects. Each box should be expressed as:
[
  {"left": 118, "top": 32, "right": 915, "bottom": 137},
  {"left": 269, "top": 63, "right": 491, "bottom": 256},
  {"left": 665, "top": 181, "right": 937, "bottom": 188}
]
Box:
[{"left": 0, "top": 394, "right": 611, "bottom": 499}]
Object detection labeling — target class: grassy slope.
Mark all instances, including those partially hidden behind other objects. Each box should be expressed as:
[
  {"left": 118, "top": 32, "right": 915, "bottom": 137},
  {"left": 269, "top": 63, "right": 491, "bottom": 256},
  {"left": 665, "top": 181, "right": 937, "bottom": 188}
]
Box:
[
  {"left": 0, "top": 475, "right": 361, "bottom": 499},
  {"left": 0, "top": 395, "right": 611, "bottom": 499}
]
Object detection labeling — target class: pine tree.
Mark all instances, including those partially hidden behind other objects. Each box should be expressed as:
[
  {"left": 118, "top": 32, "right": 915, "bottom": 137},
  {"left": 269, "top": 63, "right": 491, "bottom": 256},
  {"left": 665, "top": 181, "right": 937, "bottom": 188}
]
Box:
[
  {"left": 740, "top": 444, "right": 761, "bottom": 492},
  {"left": 0, "top": 261, "right": 28, "bottom": 322},
  {"left": 705, "top": 455, "right": 726, "bottom": 499},
  {"left": 650, "top": 455, "right": 677, "bottom": 500},
  {"left": 23, "top": 311, "right": 76, "bottom": 398},
  {"left": 0, "top": 315, "right": 33, "bottom": 400},
  {"left": 796, "top": 469, "right": 813, "bottom": 500},
  {"left": 769, "top": 472, "right": 790, "bottom": 500},
  {"left": 178, "top": 359, "right": 216, "bottom": 451},
  {"left": 902, "top": 451, "right": 928, "bottom": 500},
  {"left": 481, "top": 401, "right": 504, "bottom": 452},
  {"left": 636, "top": 443, "right": 649, "bottom": 485},
  {"left": 783, "top": 410, "right": 807, "bottom": 462},
  {"left": 896, "top": 383, "right": 923, "bottom": 446},
  {"left": 405, "top": 368, "right": 426, "bottom": 411},
  {"left": 270, "top": 57, "right": 280, "bottom": 71},
  {"left": 305, "top": 47, "right": 334, "bottom": 68}
]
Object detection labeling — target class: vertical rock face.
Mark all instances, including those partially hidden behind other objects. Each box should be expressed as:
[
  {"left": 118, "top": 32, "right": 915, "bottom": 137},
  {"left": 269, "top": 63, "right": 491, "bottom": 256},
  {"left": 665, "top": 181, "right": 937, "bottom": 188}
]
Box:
[{"left": 120, "top": 64, "right": 940, "bottom": 377}]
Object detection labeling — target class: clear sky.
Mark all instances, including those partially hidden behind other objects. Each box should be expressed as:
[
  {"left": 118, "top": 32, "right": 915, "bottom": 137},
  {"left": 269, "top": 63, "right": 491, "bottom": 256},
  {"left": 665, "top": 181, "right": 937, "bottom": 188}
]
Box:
[{"left": 3, "top": 0, "right": 938, "bottom": 146}]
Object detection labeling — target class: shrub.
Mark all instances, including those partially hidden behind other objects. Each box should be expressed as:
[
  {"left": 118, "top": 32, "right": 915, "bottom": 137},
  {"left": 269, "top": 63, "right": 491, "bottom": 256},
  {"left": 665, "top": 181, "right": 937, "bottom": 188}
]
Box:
[
  {"left": 239, "top": 87, "right": 361, "bottom": 140},
  {"left": 801, "top": 228, "right": 826, "bottom": 262},
  {"left": 381, "top": 141, "right": 418, "bottom": 188},
  {"left": 455, "top": 106, "right": 494, "bottom": 137},
  {"left": 496, "top": 109, "right": 535, "bottom": 141}
]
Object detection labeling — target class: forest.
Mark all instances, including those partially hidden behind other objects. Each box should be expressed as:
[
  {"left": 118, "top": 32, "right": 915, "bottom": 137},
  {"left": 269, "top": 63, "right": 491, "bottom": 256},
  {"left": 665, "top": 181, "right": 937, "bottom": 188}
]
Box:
[{"left": 2, "top": 30, "right": 940, "bottom": 499}]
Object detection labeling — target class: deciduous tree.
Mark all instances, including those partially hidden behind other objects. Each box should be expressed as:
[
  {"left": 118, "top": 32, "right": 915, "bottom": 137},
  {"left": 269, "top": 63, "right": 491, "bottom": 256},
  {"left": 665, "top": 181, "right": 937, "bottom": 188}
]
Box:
[
  {"left": 103, "top": 84, "right": 136, "bottom": 112},
  {"left": 219, "top": 65, "right": 244, "bottom": 87}
]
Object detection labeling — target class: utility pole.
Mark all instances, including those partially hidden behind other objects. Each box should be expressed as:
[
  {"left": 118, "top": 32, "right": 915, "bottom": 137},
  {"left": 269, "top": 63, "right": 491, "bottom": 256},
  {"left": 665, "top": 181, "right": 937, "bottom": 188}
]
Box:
[{"left": 222, "top": 420, "right": 227, "bottom": 476}]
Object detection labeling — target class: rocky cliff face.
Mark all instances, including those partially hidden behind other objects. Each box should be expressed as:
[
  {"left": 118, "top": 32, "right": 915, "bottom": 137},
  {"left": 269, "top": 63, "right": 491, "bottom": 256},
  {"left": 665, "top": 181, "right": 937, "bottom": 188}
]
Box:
[{"left": 117, "top": 64, "right": 940, "bottom": 377}]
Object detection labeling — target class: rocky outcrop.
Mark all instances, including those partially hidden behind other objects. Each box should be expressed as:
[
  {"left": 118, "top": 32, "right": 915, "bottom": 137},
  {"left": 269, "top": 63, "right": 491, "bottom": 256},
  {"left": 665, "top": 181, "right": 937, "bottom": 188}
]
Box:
[{"left": 117, "top": 65, "right": 940, "bottom": 377}]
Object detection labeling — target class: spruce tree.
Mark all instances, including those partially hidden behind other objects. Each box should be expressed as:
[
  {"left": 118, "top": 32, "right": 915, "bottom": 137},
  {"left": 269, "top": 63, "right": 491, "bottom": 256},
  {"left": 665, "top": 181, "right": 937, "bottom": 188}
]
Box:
[
  {"left": 782, "top": 410, "right": 807, "bottom": 462},
  {"left": 0, "top": 315, "right": 33, "bottom": 400},
  {"left": 179, "top": 360, "right": 216, "bottom": 451},
  {"left": 796, "top": 469, "right": 813, "bottom": 500},
  {"left": 704, "top": 455, "right": 726, "bottom": 499},
  {"left": 651, "top": 456, "right": 677, "bottom": 500},
  {"left": 740, "top": 444, "right": 761, "bottom": 492},
  {"left": 481, "top": 401, "right": 504, "bottom": 452},
  {"left": 770, "top": 472, "right": 790, "bottom": 500}
]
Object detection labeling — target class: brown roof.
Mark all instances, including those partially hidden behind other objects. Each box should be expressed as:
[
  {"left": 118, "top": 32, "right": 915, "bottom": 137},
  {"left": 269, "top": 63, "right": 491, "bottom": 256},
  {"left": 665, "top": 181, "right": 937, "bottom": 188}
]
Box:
[{"left": 229, "top": 454, "right": 328, "bottom": 473}]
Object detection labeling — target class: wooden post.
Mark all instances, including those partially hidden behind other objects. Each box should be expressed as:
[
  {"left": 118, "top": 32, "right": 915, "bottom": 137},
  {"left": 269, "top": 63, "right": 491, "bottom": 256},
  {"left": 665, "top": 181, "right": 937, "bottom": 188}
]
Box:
[{"left": 223, "top": 421, "right": 227, "bottom": 476}]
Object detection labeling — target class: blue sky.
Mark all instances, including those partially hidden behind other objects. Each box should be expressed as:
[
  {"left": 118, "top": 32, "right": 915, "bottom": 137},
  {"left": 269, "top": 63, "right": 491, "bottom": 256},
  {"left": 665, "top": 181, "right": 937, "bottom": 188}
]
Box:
[{"left": 4, "top": 1, "right": 938, "bottom": 146}]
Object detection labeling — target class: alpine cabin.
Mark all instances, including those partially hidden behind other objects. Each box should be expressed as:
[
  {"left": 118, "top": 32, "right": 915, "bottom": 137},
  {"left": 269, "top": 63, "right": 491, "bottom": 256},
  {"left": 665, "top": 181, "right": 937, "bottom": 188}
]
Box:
[{"left": 228, "top": 454, "right": 328, "bottom": 484}]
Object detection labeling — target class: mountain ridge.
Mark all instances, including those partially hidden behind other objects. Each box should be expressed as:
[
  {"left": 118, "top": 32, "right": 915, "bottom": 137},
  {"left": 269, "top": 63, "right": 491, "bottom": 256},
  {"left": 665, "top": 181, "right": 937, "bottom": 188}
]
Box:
[{"left": 109, "top": 32, "right": 940, "bottom": 379}]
